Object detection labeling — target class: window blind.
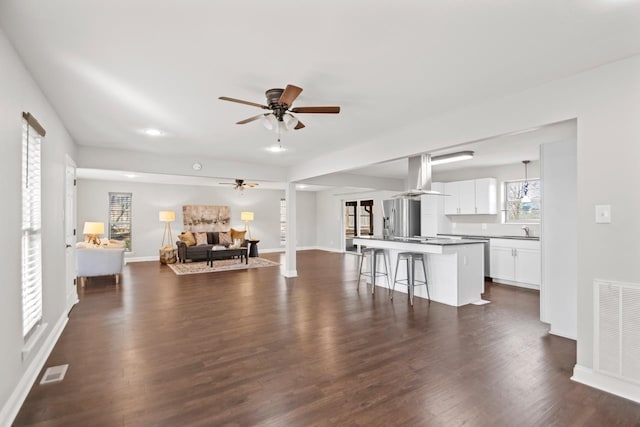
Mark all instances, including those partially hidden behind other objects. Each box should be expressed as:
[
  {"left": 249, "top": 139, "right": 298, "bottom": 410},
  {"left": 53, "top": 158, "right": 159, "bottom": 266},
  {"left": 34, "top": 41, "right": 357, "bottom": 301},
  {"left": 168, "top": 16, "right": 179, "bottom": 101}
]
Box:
[
  {"left": 108, "top": 192, "right": 132, "bottom": 251},
  {"left": 280, "top": 199, "right": 286, "bottom": 244},
  {"left": 22, "top": 115, "right": 44, "bottom": 340}
]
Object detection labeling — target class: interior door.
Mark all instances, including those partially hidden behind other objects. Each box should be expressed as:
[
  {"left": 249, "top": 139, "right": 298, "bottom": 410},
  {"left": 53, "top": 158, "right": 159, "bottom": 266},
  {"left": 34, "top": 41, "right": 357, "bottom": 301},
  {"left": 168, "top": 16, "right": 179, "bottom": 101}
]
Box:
[{"left": 64, "top": 157, "right": 78, "bottom": 311}]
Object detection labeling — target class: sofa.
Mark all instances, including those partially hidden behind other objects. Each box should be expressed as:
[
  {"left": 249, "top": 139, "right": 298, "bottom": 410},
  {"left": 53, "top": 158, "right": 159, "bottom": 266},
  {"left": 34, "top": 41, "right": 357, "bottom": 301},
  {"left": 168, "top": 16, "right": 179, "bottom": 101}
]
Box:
[{"left": 176, "top": 231, "right": 248, "bottom": 263}]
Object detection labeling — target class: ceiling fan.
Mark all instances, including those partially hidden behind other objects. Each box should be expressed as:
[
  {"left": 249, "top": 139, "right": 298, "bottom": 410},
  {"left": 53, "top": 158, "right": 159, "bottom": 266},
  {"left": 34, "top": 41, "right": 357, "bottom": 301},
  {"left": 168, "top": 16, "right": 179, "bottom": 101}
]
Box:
[
  {"left": 219, "top": 84, "right": 340, "bottom": 134},
  {"left": 219, "top": 178, "right": 259, "bottom": 191}
]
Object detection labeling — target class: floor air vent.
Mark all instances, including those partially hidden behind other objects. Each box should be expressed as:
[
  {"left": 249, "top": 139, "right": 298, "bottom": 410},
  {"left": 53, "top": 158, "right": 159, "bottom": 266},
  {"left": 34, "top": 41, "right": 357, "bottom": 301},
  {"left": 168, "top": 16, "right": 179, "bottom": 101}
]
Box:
[
  {"left": 595, "top": 280, "right": 640, "bottom": 384},
  {"left": 40, "top": 364, "right": 68, "bottom": 385}
]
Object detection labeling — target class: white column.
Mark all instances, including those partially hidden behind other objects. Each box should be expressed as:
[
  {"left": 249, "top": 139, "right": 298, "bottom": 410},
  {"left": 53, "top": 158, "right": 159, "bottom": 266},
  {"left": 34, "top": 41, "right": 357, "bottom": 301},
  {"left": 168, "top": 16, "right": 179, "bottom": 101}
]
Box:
[{"left": 284, "top": 182, "right": 297, "bottom": 277}]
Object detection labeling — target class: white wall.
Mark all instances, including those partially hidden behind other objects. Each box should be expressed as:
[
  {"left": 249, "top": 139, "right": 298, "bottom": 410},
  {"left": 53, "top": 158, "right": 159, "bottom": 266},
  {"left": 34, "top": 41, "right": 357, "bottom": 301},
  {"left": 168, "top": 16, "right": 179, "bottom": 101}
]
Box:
[
  {"left": 315, "top": 189, "right": 397, "bottom": 251},
  {"left": 432, "top": 161, "right": 541, "bottom": 237},
  {"left": 541, "top": 139, "right": 577, "bottom": 339},
  {"left": 0, "top": 28, "right": 77, "bottom": 424},
  {"left": 77, "top": 179, "right": 317, "bottom": 258}
]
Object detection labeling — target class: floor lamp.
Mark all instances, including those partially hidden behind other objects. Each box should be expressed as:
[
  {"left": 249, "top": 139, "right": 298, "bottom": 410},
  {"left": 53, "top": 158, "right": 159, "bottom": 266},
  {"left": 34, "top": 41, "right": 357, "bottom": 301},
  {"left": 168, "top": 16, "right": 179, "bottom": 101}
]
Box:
[
  {"left": 159, "top": 211, "right": 176, "bottom": 248},
  {"left": 241, "top": 211, "right": 254, "bottom": 240}
]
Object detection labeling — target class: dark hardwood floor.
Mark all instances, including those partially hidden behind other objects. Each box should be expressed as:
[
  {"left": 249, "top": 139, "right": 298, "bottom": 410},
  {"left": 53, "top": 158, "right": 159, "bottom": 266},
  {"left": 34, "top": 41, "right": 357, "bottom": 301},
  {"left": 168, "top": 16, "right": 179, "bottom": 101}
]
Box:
[{"left": 14, "top": 250, "right": 640, "bottom": 426}]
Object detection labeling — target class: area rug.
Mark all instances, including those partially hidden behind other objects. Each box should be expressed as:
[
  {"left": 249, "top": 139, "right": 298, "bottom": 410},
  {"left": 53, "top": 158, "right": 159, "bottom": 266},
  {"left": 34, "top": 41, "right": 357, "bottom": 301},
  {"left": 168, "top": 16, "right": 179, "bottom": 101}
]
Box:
[{"left": 167, "top": 257, "right": 280, "bottom": 275}]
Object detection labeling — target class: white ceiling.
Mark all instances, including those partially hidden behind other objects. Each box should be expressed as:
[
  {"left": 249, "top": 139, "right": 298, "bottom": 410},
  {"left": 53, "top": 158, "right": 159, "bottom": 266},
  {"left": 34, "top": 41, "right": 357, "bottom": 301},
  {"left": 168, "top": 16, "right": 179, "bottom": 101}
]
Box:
[{"left": 1, "top": 1, "right": 639, "bottom": 173}]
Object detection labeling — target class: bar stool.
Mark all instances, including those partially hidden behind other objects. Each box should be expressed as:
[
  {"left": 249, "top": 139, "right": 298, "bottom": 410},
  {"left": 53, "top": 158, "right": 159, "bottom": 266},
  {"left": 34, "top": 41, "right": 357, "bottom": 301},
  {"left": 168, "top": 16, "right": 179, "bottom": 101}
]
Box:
[
  {"left": 391, "top": 252, "right": 430, "bottom": 306},
  {"left": 357, "top": 247, "right": 391, "bottom": 295}
]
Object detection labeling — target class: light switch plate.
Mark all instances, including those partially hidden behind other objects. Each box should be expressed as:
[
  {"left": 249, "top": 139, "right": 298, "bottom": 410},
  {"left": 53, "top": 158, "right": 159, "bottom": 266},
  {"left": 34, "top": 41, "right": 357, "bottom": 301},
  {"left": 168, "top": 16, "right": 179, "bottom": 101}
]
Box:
[{"left": 595, "top": 205, "right": 611, "bottom": 224}]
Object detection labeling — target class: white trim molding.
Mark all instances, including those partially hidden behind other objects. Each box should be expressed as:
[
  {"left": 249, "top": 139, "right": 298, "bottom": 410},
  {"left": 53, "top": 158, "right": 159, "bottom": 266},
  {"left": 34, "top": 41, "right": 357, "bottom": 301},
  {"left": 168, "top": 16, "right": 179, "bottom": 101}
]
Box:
[
  {"left": 572, "top": 364, "right": 640, "bottom": 404},
  {"left": 0, "top": 312, "right": 69, "bottom": 427}
]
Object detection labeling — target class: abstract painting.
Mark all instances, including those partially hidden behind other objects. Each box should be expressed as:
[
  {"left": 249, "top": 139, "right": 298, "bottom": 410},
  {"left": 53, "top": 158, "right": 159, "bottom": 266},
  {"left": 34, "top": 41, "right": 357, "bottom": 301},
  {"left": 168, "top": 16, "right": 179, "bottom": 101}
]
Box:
[{"left": 182, "top": 205, "right": 231, "bottom": 232}]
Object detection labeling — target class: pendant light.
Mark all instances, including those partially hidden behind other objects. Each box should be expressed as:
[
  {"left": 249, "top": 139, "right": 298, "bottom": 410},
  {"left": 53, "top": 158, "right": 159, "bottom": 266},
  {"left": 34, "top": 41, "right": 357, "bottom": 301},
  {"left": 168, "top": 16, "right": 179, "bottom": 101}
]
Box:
[{"left": 521, "top": 160, "right": 531, "bottom": 203}]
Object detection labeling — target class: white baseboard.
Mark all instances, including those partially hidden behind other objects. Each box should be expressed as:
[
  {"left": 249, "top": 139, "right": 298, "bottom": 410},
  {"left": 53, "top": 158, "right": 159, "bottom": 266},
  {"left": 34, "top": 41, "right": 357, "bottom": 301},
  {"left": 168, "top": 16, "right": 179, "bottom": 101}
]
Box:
[
  {"left": 283, "top": 270, "right": 298, "bottom": 278},
  {"left": 572, "top": 364, "right": 640, "bottom": 404},
  {"left": 549, "top": 328, "right": 577, "bottom": 341},
  {"left": 125, "top": 256, "right": 158, "bottom": 263},
  {"left": 0, "top": 312, "right": 69, "bottom": 427},
  {"left": 490, "top": 278, "right": 540, "bottom": 290}
]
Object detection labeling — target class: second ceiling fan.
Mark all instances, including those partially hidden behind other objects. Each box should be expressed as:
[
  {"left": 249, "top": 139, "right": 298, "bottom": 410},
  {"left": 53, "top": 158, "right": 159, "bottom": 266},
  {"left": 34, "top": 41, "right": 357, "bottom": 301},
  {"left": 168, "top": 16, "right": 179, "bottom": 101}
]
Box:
[{"left": 219, "top": 84, "right": 340, "bottom": 133}]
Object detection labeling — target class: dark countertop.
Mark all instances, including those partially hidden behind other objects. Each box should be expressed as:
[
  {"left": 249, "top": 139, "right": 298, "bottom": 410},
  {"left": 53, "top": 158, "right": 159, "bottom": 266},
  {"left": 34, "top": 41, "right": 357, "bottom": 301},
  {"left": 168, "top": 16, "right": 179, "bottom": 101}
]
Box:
[
  {"left": 437, "top": 233, "right": 540, "bottom": 241},
  {"left": 353, "top": 235, "right": 486, "bottom": 246}
]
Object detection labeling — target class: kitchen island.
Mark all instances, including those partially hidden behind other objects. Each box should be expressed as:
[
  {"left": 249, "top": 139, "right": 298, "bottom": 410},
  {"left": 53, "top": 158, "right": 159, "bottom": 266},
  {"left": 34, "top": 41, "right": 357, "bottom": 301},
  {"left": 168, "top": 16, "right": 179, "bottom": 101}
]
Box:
[{"left": 353, "top": 236, "right": 485, "bottom": 307}]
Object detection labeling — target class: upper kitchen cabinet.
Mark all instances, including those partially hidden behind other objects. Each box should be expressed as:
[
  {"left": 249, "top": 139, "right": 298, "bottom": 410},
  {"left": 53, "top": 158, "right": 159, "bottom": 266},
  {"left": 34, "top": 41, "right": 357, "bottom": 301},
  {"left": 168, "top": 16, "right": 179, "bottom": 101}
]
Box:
[{"left": 444, "top": 178, "right": 497, "bottom": 215}]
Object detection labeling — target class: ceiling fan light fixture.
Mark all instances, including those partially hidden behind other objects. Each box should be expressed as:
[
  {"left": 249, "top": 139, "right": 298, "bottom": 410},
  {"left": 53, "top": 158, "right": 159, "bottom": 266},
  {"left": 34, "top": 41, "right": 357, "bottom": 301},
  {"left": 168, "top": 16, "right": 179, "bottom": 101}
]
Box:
[
  {"left": 262, "top": 114, "right": 278, "bottom": 130},
  {"left": 283, "top": 113, "right": 299, "bottom": 131}
]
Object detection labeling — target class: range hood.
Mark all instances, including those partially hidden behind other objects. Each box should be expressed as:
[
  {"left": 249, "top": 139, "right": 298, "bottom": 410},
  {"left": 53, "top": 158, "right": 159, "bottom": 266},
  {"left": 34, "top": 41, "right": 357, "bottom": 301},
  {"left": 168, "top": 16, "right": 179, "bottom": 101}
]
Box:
[{"left": 392, "top": 154, "right": 446, "bottom": 198}]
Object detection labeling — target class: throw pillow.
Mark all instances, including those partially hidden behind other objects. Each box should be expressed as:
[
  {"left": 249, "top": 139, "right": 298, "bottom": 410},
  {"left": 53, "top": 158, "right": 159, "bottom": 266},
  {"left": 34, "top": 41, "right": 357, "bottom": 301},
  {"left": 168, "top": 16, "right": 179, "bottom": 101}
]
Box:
[
  {"left": 218, "top": 231, "right": 232, "bottom": 246},
  {"left": 230, "top": 228, "right": 246, "bottom": 241},
  {"left": 195, "top": 232, "right": 208, "bottom": 246},
  {"left": 178, "top": 231, "right": 196, "bottom": 247}
]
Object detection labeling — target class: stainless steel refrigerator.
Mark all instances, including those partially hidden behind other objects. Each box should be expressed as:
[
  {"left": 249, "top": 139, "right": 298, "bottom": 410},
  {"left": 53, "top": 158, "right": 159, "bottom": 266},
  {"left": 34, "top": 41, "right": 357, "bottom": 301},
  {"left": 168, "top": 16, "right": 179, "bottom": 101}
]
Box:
[{"left": 382, "top": 199, "right": 420, "bottom": 238}]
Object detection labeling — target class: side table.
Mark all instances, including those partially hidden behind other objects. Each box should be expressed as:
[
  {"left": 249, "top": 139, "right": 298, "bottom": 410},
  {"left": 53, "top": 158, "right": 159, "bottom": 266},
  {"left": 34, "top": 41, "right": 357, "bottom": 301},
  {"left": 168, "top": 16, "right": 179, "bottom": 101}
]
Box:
[{"left": 248, "top": 239, "right": 260, "bottom": 257}]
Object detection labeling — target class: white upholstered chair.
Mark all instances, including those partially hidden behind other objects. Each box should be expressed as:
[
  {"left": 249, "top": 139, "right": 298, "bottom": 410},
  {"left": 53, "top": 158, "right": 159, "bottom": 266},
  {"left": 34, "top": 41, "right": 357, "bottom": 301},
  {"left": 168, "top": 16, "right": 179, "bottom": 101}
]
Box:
[{"left": 76, "top": 245, "right": 125, "bottom": 286}]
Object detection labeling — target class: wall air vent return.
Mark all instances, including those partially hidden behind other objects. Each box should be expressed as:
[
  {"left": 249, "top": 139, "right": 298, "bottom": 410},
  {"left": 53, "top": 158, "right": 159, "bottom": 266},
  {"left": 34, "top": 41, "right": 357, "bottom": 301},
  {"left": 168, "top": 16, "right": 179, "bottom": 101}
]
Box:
[
  {"left": 40, "top": 364, "right": 68, "bottom": 385},
  {"left": 594, "top": 280, "right": 640, "bottom": 384}
]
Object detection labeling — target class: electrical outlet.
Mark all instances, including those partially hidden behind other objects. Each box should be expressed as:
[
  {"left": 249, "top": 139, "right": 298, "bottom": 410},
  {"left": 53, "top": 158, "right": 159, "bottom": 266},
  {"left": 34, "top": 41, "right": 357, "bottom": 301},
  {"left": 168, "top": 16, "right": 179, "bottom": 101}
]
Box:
[
  {"left": 452, "top": 222, "right": 457, "bottom": 229},
  {"left": 481, "top": 223, "right": 487, "bottom": 230}
]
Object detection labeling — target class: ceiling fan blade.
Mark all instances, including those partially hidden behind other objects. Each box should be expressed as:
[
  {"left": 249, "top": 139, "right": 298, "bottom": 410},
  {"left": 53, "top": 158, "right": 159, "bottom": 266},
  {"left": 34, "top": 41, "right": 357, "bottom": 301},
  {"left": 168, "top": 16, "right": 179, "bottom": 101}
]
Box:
[
  {"left": 244, "top": 183, "right": 259, "bottom": 187},
  {"left": 219, "top": 182, "right": 236, "bottom": 185},
  {"left": 219, "top": 96, "right": 269, "bottom": 109},
  {"left": 278, "top": 84, "right": 303, "bottom": 106},
  {"left": 294, "top": 120, "right": 305, "bottom": 130},
  {"left": 291, "top": 106, "right": 340, "bottom": 114},
  {"left": 236, "top": 114, "right": 267, "bottom": 125}
]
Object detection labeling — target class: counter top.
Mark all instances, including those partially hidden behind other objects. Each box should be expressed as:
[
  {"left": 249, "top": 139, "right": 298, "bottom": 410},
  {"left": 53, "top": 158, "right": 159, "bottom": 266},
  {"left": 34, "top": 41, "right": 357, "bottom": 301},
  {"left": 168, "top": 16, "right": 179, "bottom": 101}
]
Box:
[
  {"left": 437, "top": 233, "right": 540, "bottom": 241},
  {"left": 355, "top": 235, "right": 486, "bottom": 246}
]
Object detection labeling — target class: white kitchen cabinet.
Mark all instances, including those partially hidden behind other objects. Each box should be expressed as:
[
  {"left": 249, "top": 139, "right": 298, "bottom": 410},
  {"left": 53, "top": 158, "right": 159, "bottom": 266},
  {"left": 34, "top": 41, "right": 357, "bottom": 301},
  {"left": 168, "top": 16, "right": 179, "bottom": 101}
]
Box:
[
  {"left": 490, "top": 246, "right": 516, "bottom": 280},
  {"left": 444, "top": 178, "right": 496, "bottom": 215},
  {"left": 443, "top": 182, "right": 460, "bottom": 215},
  {"left": 475, "top": 178, "right": 497, "bottom": 214},
  {"left": 490, "top": 238, "right": 541, "bottom": 288}
]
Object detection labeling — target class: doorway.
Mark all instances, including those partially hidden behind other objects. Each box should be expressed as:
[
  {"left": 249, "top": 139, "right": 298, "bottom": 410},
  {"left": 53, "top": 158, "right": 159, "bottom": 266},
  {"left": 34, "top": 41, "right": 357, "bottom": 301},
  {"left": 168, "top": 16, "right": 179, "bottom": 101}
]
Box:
[{"left": 344, "top": 199, "right": 374, "bottom": 252}]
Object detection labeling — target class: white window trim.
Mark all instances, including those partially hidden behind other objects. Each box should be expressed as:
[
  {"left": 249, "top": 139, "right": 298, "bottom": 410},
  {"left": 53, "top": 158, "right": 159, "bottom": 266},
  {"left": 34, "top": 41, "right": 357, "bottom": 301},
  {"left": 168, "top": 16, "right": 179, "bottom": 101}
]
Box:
[
  {"left": 503, "top": 178, "right": 541, "bottom": 225},
  {"left": 21, "top": 115, "right": 44, "bottom": 343}
]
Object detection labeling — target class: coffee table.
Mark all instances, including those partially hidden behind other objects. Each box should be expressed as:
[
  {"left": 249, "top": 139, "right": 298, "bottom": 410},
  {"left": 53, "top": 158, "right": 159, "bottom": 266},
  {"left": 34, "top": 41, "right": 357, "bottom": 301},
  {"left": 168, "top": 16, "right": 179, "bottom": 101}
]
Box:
[{"left": 206, "top": 247, "right": 248, "bottom": 267}]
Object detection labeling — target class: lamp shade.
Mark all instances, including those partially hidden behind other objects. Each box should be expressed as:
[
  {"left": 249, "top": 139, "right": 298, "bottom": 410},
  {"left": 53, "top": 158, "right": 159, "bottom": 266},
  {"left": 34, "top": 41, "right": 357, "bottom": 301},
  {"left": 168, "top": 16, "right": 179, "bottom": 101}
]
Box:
[
  {"left": 240, "top": 211, "right": 254, "bottom": 221},
  {"left": 159, "top": 210, "right": 176, "bottom": 222},
  {"left": 83, "top": 221, "right": 104, "bottom": 235}
]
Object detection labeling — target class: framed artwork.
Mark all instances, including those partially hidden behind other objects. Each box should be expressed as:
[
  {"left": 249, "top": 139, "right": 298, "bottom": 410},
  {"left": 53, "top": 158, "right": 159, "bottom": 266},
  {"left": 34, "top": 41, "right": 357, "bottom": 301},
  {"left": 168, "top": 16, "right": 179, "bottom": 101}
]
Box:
[{"left": 182, "top": 205, "right": 231, "bottom": 232}]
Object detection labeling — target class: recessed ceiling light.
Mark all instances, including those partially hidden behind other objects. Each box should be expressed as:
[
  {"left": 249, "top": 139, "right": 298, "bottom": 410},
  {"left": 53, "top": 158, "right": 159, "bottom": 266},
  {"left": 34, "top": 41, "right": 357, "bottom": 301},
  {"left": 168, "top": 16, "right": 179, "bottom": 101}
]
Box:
[
  {"left": 266, "top": 145, "right": 286, "bottom": 153},
  {"left": 125, "top": 173, "right": 137, "bottom": 178},
  {"left": 143, "top": 128, "right": 164, "bottom": 136},
  {"left": 297, "top": 184, "right": 307, "bottom": 189},
  {"left": 192, "top": 162, "right": 202, "bottom": 171}
]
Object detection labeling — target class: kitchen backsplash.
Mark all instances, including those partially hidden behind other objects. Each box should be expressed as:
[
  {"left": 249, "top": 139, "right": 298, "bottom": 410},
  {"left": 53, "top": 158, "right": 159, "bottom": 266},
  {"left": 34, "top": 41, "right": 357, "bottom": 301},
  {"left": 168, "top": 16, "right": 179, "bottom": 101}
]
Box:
[{"left": 448, "top": 221, "right": 540, "bottom": 237}]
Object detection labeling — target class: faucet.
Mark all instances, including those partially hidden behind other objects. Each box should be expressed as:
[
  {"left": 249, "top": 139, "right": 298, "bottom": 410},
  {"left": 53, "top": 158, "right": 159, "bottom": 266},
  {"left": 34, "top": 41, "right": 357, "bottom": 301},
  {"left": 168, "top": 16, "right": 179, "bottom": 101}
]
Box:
[{"left": 522, "top": 226, "right": 530, "bottom": 237}]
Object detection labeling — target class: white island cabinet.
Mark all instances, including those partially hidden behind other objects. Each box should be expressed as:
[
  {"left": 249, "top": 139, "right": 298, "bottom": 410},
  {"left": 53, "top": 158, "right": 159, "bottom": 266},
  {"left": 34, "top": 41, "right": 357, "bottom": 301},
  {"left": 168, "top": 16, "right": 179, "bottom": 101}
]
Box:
[{"left": 352, "top": 236, "right": 485, "bottom": 307}]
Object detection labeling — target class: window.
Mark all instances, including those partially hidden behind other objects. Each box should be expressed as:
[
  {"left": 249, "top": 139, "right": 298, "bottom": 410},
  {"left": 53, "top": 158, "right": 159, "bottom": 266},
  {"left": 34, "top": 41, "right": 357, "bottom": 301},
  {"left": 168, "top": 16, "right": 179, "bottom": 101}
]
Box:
[
  {"left": 21, "top": 112, "right": 45, "bottom": 340},
  {"left": 280, "top": 199, "right": 286, "bottom": 245},
  {"left": 504, "top": 179, "right": 541, "bottom": 223},
  {"left": 109, "top": 192, "right": 132, "bottom": 251}
]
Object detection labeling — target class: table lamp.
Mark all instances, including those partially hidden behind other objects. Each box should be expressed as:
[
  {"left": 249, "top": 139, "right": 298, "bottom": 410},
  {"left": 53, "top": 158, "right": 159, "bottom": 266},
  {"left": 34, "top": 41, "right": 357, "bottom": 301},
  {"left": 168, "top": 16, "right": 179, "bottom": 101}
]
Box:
[
  {"left": 83, "top": 221, "right": 105, "bottom": 245},
  {"left": 240, "top": 211, "right": 254, "bottom": 240},
  {"left": 159, "top": 210, "right": 176, "bottom": 248}
]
